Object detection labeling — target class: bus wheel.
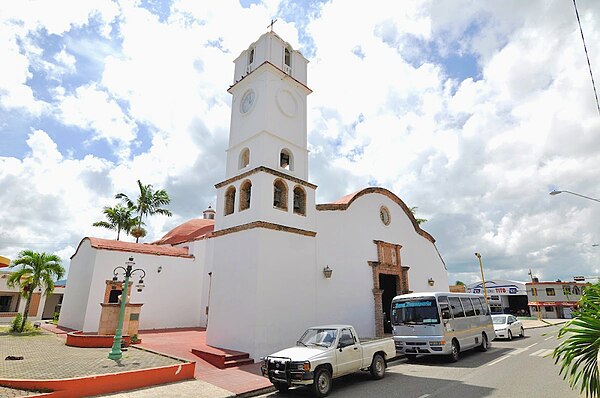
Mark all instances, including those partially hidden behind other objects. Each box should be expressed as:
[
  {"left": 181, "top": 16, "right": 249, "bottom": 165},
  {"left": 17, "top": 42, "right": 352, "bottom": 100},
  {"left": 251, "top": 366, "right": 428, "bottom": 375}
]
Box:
[
  {"left": 448, "top": 340, "right": 460, "bottom": 362},
  {"left": 478, "top": 333, "right": 489, "bottom": 352}
]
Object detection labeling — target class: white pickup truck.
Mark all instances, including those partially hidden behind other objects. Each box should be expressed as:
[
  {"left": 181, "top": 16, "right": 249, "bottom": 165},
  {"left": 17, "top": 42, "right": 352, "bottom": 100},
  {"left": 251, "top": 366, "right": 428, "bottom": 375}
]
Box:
[{"left": 260, "top": 325, "right": 396, "bottom": 397}]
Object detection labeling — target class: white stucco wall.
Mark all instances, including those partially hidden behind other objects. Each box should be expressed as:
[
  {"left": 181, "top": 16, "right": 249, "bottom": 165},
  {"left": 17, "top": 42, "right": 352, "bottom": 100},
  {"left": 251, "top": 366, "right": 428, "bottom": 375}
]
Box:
[
  {"left": 185, "top": 237, "right": 213, "bottom": 328},
  {"left": 207, "top": 228, "right": 318, "bottom": 359},
  {"left": 58, "top": 240, "right": 97, "bottom": 330},
  {"left": 315, "top": 192, "right": 449, "bottom": 337},
  {"left": 60, "top": 241, "right": 203, "bottom": 332}
]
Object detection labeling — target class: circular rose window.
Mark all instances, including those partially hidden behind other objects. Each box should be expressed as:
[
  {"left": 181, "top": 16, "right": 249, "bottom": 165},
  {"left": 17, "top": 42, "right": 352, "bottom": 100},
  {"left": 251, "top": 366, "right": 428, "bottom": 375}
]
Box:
[{"left": 380, "top": 206, "right": 391, "bottom": 226}]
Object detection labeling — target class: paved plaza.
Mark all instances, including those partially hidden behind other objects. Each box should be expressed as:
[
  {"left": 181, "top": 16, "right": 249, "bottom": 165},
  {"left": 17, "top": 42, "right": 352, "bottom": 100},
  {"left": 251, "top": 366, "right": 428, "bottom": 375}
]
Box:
[{"left": 0, "top": 329, "right": 188, "bottom": 398}]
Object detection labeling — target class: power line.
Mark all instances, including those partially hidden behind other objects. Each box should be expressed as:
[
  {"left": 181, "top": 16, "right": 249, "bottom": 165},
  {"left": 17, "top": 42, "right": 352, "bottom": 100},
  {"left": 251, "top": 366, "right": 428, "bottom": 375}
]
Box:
[{"left": 573, "top": 0, "right": 600, "bottom": 117}]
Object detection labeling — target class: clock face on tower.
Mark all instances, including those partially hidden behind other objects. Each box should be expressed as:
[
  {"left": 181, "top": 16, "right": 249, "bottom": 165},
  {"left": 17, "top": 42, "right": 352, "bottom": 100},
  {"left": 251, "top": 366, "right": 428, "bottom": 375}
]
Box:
[{"left": 240, "top": 89, "right": 256, "bottom": 114}]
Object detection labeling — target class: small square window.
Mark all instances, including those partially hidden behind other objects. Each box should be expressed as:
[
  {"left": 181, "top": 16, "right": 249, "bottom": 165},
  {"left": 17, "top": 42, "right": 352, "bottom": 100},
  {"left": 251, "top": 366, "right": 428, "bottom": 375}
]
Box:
[{"left": 546, "top": 288, "right": 555, "bottom": 296}]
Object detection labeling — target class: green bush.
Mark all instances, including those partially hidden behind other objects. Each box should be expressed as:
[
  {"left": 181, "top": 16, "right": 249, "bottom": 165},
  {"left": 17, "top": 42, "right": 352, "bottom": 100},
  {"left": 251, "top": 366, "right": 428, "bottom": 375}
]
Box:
[
  {"left": 10, "top": 313, "right": 23, "bottom": 332},
  {"left": 9, "top": 313, "right": 35, "bottom": 333}
]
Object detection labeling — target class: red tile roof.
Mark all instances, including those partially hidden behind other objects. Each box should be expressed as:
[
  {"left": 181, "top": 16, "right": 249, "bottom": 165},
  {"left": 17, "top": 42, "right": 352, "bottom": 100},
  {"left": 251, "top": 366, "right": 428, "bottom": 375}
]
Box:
[
  {"left": 331, "top": 190, "right": 363, "bottom": 204},
  {"left": 153, "top": 219, "right": 215, "bottom": 245},
  {"left": 72, "top": 237, "right": 192, "bottom": 259}
]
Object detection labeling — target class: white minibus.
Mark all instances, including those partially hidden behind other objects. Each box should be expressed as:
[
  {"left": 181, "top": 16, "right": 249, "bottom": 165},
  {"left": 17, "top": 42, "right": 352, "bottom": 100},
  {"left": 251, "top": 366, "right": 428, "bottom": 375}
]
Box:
[{"left": 391, "top": 292, "right": 495, "bottom": 362}]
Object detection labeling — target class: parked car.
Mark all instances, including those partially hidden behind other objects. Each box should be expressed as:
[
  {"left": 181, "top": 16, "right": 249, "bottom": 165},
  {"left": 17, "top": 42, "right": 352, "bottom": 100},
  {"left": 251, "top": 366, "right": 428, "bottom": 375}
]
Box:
[
  {"left": 491, "top": 314, "right": 524, "bottom": 340},
  {"left": 260, "top": 325, "right": 396, "bottom": 397}
]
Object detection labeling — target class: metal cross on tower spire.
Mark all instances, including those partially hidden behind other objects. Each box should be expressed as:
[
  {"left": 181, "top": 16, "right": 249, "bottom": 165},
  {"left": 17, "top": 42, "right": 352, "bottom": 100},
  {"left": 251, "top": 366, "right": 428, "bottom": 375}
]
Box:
[{"left": 267, "top": 19, "right": 278, "bottom": 32}]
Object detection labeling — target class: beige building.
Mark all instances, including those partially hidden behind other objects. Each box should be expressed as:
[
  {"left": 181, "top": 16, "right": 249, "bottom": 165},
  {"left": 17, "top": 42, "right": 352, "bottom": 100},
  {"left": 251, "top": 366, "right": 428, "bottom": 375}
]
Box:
[
  {"left": 526, "top": 281, "right": 587, "bottom": 319},
  {"left": 0, "top": 259, "right": 65, "bottom": 324}
]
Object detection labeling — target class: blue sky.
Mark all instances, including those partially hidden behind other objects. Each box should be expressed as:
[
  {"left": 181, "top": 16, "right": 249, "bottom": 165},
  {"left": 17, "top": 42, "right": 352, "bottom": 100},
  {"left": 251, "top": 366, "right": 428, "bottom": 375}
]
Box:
[{"left": 1, "top": 0, "right": 599, "bottom": 285}]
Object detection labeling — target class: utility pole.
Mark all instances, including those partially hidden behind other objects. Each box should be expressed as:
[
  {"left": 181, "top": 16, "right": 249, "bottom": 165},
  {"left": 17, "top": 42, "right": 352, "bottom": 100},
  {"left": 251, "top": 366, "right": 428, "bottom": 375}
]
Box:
[
  {"left": 475, "top": 253, "right": 488, "bottom": 305},
  {"left": 528, "top": 269, "right": 542, "bottom": 320}
]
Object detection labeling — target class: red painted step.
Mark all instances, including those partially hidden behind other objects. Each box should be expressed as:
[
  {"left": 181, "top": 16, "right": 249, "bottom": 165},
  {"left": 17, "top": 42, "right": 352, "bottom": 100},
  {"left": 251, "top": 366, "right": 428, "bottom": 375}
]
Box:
[{"left": 191, "top": 346, "right": 254, "bottom": 369}]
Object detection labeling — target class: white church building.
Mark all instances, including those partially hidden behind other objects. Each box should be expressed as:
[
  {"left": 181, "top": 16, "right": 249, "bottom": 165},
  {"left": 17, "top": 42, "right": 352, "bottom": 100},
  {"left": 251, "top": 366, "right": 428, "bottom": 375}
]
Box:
[{"left": 59, "top": 31, "right": 448, "bottom": 360}]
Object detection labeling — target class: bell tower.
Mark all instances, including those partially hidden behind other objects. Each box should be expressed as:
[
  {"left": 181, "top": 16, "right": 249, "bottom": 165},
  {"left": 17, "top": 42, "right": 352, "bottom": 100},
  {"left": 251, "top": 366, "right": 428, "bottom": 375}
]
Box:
[
  {"left": 207, "top": 31, "right": 318, "bottom": 359},
  {"left": 214, "top": 30, "right": 315, "bottom": 233}
]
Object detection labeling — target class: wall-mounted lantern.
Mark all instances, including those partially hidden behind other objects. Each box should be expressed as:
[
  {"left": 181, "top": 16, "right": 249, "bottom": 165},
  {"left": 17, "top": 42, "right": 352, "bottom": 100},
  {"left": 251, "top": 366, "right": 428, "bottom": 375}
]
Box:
[
  {"left": 428, "top": 277, "right": 435, "bottom": 287},
  {"left": 323, "top": 266, "right": 333, "bottom": 279}
]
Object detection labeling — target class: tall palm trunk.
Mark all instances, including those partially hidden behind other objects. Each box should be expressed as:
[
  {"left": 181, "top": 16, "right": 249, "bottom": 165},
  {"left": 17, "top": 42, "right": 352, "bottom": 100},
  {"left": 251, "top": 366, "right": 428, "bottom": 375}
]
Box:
[
  {"left": 136, "top": 212, "right": 143, "bottom": 243},
  {"left": 20, "top": 292, "right": 33, "bottom": 332}
]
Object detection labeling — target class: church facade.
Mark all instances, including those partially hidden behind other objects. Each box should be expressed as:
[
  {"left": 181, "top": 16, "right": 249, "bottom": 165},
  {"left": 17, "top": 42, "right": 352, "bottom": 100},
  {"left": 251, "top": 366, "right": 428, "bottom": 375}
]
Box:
[{"left": 59, "top": 31, "right": 448, "bottom": 360}]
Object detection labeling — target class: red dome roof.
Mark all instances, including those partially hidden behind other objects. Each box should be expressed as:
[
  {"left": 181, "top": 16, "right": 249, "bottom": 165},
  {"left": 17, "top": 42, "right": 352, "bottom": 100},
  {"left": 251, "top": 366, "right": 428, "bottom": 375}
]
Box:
[{"left": 154, "top": 219, "right": 215, "bottom": 245}]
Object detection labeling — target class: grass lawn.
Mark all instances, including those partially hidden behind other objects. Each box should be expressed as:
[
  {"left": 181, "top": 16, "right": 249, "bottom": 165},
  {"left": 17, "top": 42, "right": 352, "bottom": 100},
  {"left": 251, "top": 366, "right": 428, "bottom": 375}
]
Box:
[{"left": 0, "top": 323, "right": 45, "bottom": 336}]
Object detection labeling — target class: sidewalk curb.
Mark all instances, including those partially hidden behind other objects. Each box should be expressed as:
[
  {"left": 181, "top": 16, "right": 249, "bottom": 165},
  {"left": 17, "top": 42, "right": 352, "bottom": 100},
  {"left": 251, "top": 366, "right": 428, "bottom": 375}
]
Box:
[
  {"left": 523, "top": 321, "right": 568, "bottom": 330},
  {"left": 236, "top": 386, "right": 276, "bottom": 397}
]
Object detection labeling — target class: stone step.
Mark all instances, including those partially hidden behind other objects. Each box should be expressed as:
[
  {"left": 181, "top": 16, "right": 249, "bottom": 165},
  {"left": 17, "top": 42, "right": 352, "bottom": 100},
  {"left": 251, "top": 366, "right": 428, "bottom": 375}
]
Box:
[{"left": 191, "top": 346, "right": 254, "bottom": 369}]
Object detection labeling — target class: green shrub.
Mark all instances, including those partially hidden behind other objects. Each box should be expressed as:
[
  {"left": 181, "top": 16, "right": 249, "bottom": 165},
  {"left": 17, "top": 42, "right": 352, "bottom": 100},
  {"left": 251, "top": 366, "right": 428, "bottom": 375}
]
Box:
[
  {"left": 53, "top": 312, "right": 60, "bottom": 322},
  {"left": 10, "top": 313, "right": 23, "bottom": 332}
]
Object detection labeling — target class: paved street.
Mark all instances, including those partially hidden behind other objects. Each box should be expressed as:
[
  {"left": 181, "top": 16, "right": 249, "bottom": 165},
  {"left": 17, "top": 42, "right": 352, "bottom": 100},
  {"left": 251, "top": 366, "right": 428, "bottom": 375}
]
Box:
[{"left": 256, "top": 324, "right": 582, "bottom": 398}]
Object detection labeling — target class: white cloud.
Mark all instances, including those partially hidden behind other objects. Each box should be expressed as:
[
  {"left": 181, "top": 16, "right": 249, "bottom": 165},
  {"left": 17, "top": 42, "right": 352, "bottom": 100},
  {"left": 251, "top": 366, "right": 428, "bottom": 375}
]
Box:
[
  {"left": 1, "top": 0, "right": 599, "bottom": 286},
  {"left": 55, "top": 83, "right": 137, "bottom": 159}
]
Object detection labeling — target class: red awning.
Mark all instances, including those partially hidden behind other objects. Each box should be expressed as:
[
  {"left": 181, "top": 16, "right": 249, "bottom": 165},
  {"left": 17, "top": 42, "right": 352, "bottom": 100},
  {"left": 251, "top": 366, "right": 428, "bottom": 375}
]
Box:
[{"left": 528, "top": 301, "right": 577, "bottom": 307}]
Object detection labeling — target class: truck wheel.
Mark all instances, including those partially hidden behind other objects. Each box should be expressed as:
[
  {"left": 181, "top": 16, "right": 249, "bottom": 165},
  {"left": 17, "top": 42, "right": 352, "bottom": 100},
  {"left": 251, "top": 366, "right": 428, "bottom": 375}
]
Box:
[
  {"left": 273, "top": 382, "right": 289, "bottom": 392},
  {"left": 448, "top": 340, "right": 460, "bottom": 362},
  {"left": 312, "top": 367, "right": 332, "bottom": 397},
  {"left": 370, "top": 353, "right": 386, "bottom": 380}
]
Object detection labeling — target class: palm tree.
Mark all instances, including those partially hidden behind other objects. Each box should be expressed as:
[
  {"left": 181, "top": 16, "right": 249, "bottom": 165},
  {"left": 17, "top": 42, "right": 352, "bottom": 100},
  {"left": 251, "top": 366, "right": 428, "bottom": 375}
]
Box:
[
  {"left": 553, "top": 282, "right": 600, "bottom": 397},
  {"left": 92, "top": 204, "right": 137, "bottom": 240},
  {"left": 7, "top": 250, "right": 65, "bottom": 332},
  {"left": 116, "top": 180, "right": 172, "bottom": 243},
  {"left": 409, "top": 206, "right": 428, "bottom": 225}
]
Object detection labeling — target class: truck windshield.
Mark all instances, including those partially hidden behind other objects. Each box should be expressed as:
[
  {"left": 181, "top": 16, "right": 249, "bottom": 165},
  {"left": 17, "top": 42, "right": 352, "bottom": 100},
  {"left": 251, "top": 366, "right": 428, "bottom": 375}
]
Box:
[
  {"left": 297, "top": 328, "right": 337, "bottom": 348},
  {"left": 391, "top": 298, "right": 440, "bottom": 325}
]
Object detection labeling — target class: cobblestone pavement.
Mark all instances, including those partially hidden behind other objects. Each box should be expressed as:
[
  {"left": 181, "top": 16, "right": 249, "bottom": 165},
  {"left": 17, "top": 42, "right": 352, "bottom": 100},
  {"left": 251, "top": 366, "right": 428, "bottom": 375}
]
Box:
[
  {"left": 0, "top": 331, "right": 186, "bottom": 380},
  {"left": 0, "top": 386, "right": 39, "bottom": 398}
]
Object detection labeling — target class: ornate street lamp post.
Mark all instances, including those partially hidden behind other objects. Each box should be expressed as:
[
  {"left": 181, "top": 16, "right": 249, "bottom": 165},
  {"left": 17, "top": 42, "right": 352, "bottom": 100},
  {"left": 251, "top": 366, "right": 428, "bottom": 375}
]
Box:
[{"left": 108, "top": 257, "right": 145, "bottom": 360}]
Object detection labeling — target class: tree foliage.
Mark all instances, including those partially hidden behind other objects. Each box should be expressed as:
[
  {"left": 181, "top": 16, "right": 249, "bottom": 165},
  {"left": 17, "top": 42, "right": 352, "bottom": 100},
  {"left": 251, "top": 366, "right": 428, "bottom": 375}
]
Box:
[
  {"left": 116, "top": 180, "right": 172, "bottom": 243},
  {"left": 92, "top": 204, "right": 137, "bottom": 240},
  {"left": 553, "top": 283, "right": 600, "bottom": 397},
  {"left": 409, "top": 206, "right": 428, "bottom": 225},
  {"left": 7, "top": 250, "right": 65, "bottom": 332}
]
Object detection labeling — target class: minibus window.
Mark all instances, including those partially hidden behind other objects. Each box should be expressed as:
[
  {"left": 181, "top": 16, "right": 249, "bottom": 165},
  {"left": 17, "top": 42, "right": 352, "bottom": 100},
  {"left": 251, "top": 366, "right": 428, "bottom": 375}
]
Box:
[
  {"left": 440, "top": 303, "right": 451, "bottom": 320},
  {"left": 448, "top": 297, "right": 465, "bottom": 318},
  {"left": 460, "top": 297, "right": 475, "bottom": 317},
  {"left": 392, "top": 299, "right": 440, "bottom": 325},
  {"left": 472, "top": 297, "right": 484, "bottom": 315},
  {"left": 478, "top": 298, "right": 490, "bottom": 315}
]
